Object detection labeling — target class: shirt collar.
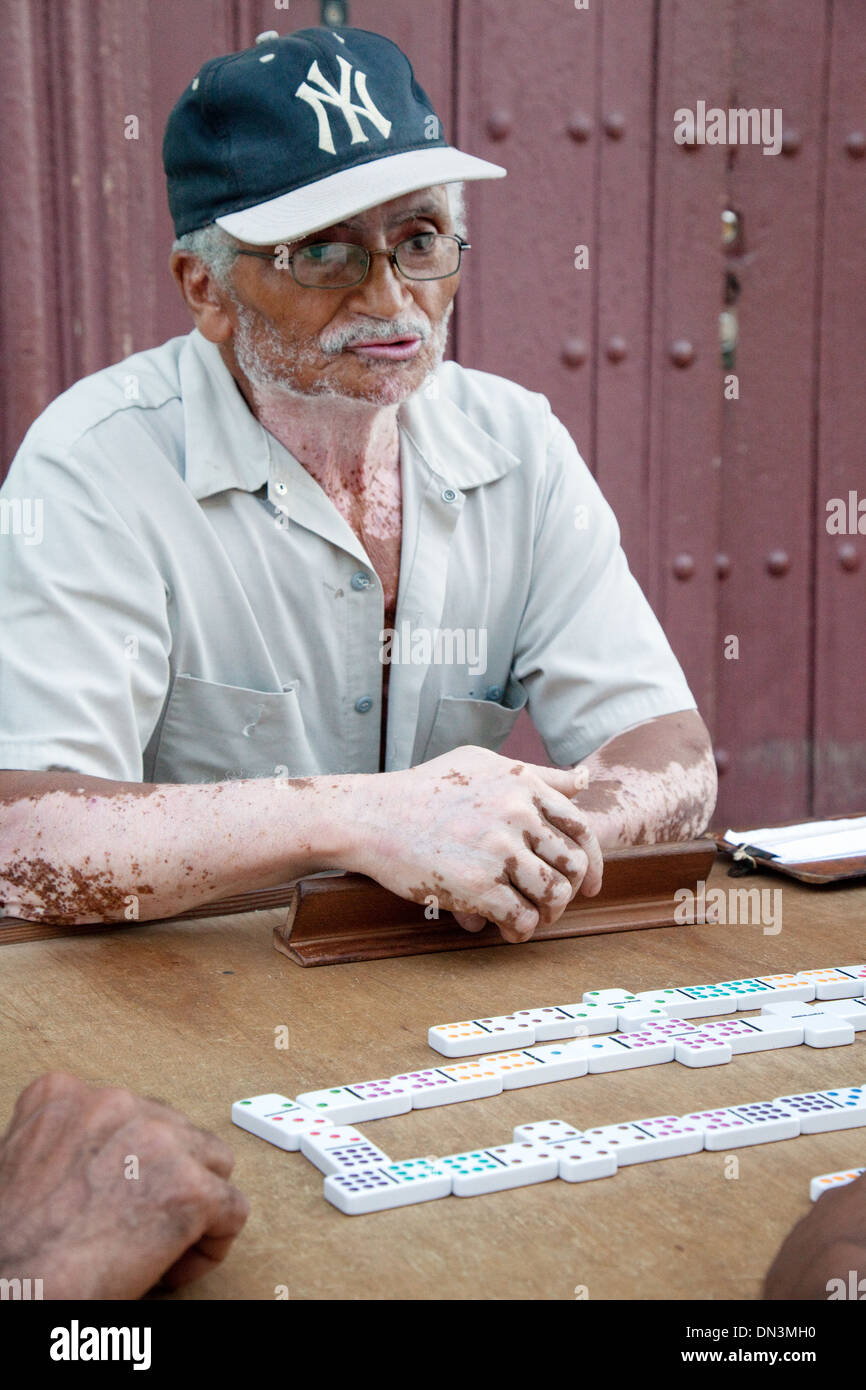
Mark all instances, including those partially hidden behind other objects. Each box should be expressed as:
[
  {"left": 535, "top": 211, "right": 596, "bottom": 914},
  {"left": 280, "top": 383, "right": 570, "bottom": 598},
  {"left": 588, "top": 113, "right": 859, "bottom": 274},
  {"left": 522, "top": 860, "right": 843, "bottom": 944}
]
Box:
[{"left": 179, "top": 329, "right": 522, "bottom": 501}]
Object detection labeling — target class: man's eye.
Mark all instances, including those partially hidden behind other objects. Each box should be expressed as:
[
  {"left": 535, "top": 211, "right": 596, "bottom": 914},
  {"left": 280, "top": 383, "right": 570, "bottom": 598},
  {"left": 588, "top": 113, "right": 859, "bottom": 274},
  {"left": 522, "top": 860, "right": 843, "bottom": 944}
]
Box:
[
  {"left": 405, "top": 233, "right": 437, "bottom": 252},
  {"left": 300, "top": 243, "right": 334, "bottom": 263}
]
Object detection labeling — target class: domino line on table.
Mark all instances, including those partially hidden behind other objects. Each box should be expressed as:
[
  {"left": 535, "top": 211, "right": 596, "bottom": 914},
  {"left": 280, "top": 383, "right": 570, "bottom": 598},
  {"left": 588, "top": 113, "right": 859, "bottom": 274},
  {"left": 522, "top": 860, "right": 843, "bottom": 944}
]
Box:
[{"left": 233, "top": 1085, "right": 866, "bottom": 1215}]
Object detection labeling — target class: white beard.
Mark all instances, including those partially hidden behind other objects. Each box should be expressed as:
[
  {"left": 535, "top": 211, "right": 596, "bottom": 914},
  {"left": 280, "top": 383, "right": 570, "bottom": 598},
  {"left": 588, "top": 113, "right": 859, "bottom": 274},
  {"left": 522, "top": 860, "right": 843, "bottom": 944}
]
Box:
[{"left": 229, "top": 294, "right": 453, "bottom": 405}]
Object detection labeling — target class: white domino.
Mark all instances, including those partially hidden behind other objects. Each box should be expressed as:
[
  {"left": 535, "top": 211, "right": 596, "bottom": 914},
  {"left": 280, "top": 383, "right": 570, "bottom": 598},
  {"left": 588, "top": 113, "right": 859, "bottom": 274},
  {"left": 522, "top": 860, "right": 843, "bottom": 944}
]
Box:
[
  {"left": 838, "top": 964, "right": 866, "bottom": 987},
  {"left": 520, "top": 1041, "right": 590, "bottom": 1082},
  {"left": 556, "top": 1001, "right": 622, "bottom": 1035},
  {"left": 667, "top": 984, "right": 740, "bottom": 1017},
  {"left": 714, "top": 978, "right": 775, "bottom": 1008},
  {"left": 810, "top": 1166, "right": 866, "bottom": 1201},
  {"left": 294, "top": 1078, "right": 412, "bottom": 1122},
  {"left": 513, "top": 1119, "right": 583, "bottom": 1143},
  {"left": 674, "top": 1032, "right": 734, "bottom": 1067},
  {"left": 509, "top": 1006, "right": 581, "bottom": 1041},
  {"left": 774, "top": 1089, "right": 866, "bottom": 1134},
  {"left": 323, "top": 1159, "right": 451, "bottom": 1215},
  {"left": 427, "top": 1014, "right": 535, "bottom": 1057},
  {"left": 759, "top": 1001, "right": 855, "bottom": 1048},
  {"left": 231, "top": 1094, "right": 330, "bottom": 1150},
  {"left": 818, "top": 998, "right": 866, "bottom": 1030},
  {"left": 556, "top": 1138, "right": 619, "bottom": 1183},
  {"left": 584, "top": 1115, "right": 704, "bottom": 1163},
  {"left": 696, "top": 1017, "right": 803, "bottom": 1053},
  {"left": 483, "top": 1042, "right": 588, "bottom": 1088},
  {"left": 391, "top": 1062, "right": 502, "bottom": 1109},
  {"left": 796, "top": 967, "right": 865, "bottom": 1000},
  {"left": 580, "top": 1031, "right": 675, "bottom": 1073},
  {"left": 684, "top": 1102, "right": 800, "bottom": 1149},
  {"left": 752, "top": 973, "right": 816, "bottom": 1004},
  {"left": 440, "top": 1142, "right": 559, "bottom": 1195},
  {"left": 299, "top": 1122, "right": 390, "bottom": 1176},
  {"left": 615, "top": 1001, "right": 674, "bottom": 1030},
  {"left": 581, "top": 988, "right": 638, "bottom": 1006}
]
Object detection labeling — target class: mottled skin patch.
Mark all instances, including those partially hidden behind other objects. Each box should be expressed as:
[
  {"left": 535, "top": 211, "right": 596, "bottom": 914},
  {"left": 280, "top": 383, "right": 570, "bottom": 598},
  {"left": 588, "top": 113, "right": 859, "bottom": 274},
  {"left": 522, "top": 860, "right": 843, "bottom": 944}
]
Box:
[{"left": 572, "top": 710, "right": 717, "bottom": 849}]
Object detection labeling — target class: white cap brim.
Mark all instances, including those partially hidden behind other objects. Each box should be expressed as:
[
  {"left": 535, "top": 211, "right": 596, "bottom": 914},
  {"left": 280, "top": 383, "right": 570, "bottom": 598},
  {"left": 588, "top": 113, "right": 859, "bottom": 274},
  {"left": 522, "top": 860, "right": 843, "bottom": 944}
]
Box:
[{"left": 214, "top": 146, "right": 506, "bottom": 244}]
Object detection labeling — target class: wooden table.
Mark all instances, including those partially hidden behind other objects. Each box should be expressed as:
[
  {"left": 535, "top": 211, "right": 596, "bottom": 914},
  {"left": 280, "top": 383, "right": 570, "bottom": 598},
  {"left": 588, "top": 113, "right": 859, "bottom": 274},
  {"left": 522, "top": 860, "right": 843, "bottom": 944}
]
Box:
[{"left": 2, "top": 858, "right": 865, "bottom": 1302}]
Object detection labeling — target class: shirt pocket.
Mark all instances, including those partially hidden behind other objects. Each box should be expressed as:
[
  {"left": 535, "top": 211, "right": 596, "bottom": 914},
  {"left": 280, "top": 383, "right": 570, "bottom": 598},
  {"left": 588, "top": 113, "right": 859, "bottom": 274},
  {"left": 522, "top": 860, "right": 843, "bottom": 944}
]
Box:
[
  {"left": 150, "top": 674, "right": 317, "bottom": 783},
  {"left": 418, "top": 676, "right": 529, "bottom": 763}
]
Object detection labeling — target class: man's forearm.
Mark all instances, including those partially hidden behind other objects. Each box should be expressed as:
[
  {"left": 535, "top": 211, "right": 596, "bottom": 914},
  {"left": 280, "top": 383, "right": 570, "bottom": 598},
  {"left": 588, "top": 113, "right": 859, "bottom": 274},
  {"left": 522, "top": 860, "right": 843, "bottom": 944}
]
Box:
[
  {"left": 570, "top": 709, "right": 718, "bottom": 849},
  {"left": 0, "top": 769, "right": 362, "bottom": 924}
]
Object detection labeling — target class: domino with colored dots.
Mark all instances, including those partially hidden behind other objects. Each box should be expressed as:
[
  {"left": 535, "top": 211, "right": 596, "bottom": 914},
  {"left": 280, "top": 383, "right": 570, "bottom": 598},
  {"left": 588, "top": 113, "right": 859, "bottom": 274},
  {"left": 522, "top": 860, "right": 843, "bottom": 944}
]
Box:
[
  {"left": 556, "top": 1138, "right": 619, "bottom": 1183},
  {"left": 390, "top": 1062, "right": 502, "bottom": 1109},
  {"left": 580, "top": 1030, "right": 675, "bottom": 1073},
  {"left": 810, "top": 1167, "right": 866, "bottom": 1201},
  {"left": 509, "top": 1006, "right": 583, "bottom": 1040},
  {"left": 513, "top": 1119, "right": 583, "bottom": 1143},
  {"left": 674, "top": 1032, "right": 734, "bottom": 1067},
  {"left": 439, "top": 1142, "right": 559, "bottom": 1196},
  {"left": 299, "top": 1122, "right": 391, "bottom": 1176},
  {"left": 427, "top": 1014, "right": 535, "bottom": 1057},
  {"left": 752, "top": 973, "right": 816, "bottom": 1004},
  {"left": 583, "top": 1115, "right": 704, "bottom": 1163},
  {"left": 796, "top": 967, "right": 865, "bottom": 1000},
  {"left": 231, "top": 1094, "right": 332, "bottom": 1150},
  {"left": 695, "top": 1017, "right": 804, "bottom": 1053},
  {"left": 773, "top": 1090, "right": 866, "bottom": 1133},
  {"left": 581, "top": 988, "right": 637, "bottom": 1006},
  {"left": 683, "top": 1102, "right": 800, "bottom": 1149},
  {"left": 482, "top": 1042, "right": 588, "bottom": 1087},
  {"left": 556, "top": 1001, "right": 621, "bottom": 1035},
  {"left": 323, "top": 1159, "right": 452, "bottom": 1215},
  {"left": 294, "top": 1078, "right": 412, "bottom": 1122}
]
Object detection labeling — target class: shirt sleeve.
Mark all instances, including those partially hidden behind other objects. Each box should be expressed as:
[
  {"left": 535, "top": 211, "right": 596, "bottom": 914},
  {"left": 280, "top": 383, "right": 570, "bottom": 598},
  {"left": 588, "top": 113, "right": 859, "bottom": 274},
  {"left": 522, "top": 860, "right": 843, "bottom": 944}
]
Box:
[
  {"left": 0, "top": 438, "right": 172, "bottom": 781},
  {"left": 511, "top": 404, "right": 697, "bottom": 766}
]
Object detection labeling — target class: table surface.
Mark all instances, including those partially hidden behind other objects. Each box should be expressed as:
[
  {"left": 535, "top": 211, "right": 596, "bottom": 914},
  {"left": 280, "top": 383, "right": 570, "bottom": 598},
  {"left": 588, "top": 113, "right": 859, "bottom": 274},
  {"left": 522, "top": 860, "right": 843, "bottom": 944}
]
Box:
[{"left": 2, "top": 859, "right": 865, "bottom": 1302}]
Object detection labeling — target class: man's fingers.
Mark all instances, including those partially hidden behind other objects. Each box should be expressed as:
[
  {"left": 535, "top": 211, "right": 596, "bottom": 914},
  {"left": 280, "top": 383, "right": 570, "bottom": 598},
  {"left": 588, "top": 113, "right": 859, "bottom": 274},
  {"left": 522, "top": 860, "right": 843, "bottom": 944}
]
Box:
[
  {"left": 531, "top": 790, "right": 604, "bottom": 895},
  {"left": 452, "top": 909, "right": 488, "bottom": 933},
  {"left": 157, "top": 1181, "right": 250, "bottom": 1290},
  {"left": 521, "top": 763, "right": 586, "bottom": 798}
]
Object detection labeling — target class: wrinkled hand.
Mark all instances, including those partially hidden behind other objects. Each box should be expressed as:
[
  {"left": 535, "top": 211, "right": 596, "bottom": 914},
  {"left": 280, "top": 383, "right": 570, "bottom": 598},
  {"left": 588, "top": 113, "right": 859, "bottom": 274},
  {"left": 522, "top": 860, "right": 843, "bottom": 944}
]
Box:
[
  {"left": 0, "top": 1072, "right": 249, "bottom": 1300},
  {"left": 349, "top": 745, "right": 603, "bottom": 942},
  {"left": 764, "top": 1172, "right": 866, "bottom": 1299}
]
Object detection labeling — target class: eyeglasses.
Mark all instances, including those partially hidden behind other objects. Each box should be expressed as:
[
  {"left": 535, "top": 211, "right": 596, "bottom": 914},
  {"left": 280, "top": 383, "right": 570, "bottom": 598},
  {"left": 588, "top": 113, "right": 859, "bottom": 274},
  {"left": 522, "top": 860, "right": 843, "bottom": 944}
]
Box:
[{"left": 234, "top": 233, "right": 470, "bottom": 288}]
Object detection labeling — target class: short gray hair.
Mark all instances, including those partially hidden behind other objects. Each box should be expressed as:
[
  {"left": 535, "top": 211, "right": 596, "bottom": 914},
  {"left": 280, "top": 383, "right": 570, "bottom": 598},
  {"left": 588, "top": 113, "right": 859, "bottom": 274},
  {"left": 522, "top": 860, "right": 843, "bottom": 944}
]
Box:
[{"left": 172, "top": 181, "right": 468, "bottom": 288}]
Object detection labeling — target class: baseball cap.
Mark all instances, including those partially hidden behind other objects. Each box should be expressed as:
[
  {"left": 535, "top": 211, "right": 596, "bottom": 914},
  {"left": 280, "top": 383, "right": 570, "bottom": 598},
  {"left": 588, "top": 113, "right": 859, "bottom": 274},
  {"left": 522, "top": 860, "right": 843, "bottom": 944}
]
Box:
[{"left": 163, "top": 25, "right": 506, "bottom": 244}]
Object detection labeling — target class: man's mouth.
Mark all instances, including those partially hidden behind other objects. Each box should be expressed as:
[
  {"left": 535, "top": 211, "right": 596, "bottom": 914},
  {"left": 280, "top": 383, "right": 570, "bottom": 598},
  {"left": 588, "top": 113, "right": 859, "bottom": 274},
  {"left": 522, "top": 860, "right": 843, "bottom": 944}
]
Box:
[{"left": 343, "top": 336, "right": 423, "bottom": 361}]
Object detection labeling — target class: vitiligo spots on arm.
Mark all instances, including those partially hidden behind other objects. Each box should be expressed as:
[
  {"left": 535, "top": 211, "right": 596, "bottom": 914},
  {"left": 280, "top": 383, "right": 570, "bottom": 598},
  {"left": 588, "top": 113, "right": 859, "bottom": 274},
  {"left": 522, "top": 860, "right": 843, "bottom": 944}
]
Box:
[
  {"left": 571, "top": 710, "right": 717, "bottom": 848},
  {"left": 0, "top": 771, "right": 352, "bottom": 925}
]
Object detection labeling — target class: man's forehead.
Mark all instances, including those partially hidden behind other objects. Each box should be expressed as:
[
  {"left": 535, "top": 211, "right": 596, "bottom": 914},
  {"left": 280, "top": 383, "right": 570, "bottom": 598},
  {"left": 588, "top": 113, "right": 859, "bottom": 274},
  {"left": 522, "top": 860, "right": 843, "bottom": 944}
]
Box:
[{"left": 320, "top": 186, "right": 449, "bottom": 234}]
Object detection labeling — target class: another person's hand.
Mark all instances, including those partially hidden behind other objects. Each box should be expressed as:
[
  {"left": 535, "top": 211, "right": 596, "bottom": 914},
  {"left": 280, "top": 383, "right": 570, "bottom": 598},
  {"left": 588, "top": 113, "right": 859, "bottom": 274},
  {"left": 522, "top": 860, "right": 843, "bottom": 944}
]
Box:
[
  {"left": 0, "top": 1072, "right": 249, "bottom": 1299},
  {"left": 764, "top": 1171, "right": 866, "bottom": 1299},
  {"left": 349, "top": 744, "right": 603, "bottom": 942}
]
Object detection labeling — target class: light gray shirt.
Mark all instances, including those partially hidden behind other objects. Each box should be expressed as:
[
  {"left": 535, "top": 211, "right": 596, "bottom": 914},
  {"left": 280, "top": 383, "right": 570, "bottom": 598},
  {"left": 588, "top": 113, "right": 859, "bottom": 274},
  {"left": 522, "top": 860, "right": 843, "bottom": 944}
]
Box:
[{"left": 0, "top": 329, "right": 696, "bottom": 783}]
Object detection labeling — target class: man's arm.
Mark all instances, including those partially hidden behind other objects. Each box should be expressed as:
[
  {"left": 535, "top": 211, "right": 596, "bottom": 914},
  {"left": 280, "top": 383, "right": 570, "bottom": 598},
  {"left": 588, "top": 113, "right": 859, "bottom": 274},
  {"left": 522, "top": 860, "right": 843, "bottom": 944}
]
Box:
[
  {"left": 0, "top": 747, "right": 602, "bottom": 941},
  {"left": 571, "top": 709, "right": 718, "bottom": 849}
]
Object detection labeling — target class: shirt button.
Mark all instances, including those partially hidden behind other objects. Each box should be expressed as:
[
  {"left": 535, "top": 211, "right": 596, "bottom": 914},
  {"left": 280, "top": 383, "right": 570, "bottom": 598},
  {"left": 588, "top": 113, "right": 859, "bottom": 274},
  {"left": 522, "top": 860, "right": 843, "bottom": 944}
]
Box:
[
  {"left": 354, "top": 696, "right": 374, "bottom": 713},
  {"left": 274, "top": 480, "right": 287, "bottom": 495},
  {"left": 485, "top": 685, "right": 503, "bottom": 701},
  {"left": 441, "top": 487, "right": 457, "bottom": 503},
  {"left": 351, "top": 571, "right": 372, "bottom": 590}
]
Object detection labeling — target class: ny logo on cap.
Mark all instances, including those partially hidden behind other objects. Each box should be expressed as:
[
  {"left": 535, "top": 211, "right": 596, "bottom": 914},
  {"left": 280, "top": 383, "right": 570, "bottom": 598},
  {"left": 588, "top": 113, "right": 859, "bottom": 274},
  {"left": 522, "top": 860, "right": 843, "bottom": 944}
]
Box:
[{"left": 295, "top": 56, "right": 392, "bottom": 155}]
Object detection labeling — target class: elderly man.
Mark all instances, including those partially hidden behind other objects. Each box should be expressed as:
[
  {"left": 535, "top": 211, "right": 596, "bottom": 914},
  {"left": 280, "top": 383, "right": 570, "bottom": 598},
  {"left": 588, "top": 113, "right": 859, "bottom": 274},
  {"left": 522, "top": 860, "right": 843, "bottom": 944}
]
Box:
[{"left": 0, "top": 25, "right": 715, "bottom": 940}]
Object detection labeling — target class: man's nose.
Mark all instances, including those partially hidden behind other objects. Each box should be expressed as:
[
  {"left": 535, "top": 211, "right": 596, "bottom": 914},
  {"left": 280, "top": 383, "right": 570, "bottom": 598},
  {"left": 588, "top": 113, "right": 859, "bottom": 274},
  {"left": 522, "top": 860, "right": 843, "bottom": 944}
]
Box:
[{"left": 344, "top": 249, "right": 413, "bottom": 316}]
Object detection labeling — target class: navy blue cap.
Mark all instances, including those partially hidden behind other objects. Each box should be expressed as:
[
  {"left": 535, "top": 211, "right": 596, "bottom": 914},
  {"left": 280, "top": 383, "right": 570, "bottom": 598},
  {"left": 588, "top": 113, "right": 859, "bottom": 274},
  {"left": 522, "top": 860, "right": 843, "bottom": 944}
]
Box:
[{"left": 163, "top": 26, "right": 505, "bottom": 243}]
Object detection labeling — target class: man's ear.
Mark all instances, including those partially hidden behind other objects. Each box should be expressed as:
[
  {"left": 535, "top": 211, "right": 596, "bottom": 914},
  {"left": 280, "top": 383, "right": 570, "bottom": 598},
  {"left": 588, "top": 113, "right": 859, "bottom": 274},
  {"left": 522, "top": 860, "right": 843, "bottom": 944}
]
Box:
[{"left": 169, "top": 251, "right": 234, "bottom": 344}]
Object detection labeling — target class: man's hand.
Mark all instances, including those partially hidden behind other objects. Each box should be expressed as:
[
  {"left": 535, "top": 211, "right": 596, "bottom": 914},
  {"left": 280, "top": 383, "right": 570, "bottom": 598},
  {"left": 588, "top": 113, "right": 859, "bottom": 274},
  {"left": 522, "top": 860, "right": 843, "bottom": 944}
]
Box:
[
  {"left": 764, "top": 1173, "right": 866, "bottom": 1299},
  {"left": 347, "top": 745, "right": 603, "bottom": 942},
  {"left": 0, "top": 1072, "right": 249, "bottom": 1300}
]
